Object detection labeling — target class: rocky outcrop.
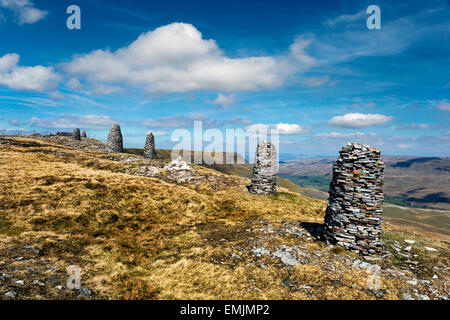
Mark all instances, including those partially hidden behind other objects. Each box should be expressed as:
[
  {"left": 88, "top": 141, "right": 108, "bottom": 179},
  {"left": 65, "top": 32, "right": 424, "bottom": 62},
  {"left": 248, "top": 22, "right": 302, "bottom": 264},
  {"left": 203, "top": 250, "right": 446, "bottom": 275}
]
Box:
[
  {"left": 247, "top": 141, "right": 278, "bottom": 195},
  {"left": 72, "top": 128, "right": 81, "bottom": 141},
  {"left": 106, "top": 124, "right": 123, "bottom": 153},
  {"left": 144, "top": 132, "right": 156, "bottom": 159},
  {"left": 322, "top": 142, "right": 385, "bottom": 255},
  {"left": 81, "top": 130, "right": 87, "bottom": 138}
]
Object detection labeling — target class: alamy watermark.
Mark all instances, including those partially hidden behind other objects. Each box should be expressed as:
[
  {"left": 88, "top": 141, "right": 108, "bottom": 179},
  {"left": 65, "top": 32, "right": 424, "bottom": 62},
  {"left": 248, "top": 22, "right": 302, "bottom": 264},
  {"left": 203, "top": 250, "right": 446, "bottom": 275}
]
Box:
[{"left": 66, "top": 265, "right": 81, "bottom": 290}]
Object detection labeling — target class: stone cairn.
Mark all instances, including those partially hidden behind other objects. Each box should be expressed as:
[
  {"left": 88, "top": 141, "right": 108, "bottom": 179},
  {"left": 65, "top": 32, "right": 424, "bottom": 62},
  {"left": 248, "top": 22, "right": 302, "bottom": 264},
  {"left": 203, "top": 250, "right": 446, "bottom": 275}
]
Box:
[
  {"left": 72, "top": 128, "right": 81, "bottom": 141},
  {"left": 247, "top": 141, "right": 278, "bottom": 195},
  {"left": 322, "top": 142, "right": 385, "bottom": 255},
  {"left": 106, "top": 124, "right": 123, "bottom": 153},
  {"left": 144, "top": 132, "right": 157, "bottom": 159},
  {"left": 81, "top": 130, "right": 87, "bottom": 138}
]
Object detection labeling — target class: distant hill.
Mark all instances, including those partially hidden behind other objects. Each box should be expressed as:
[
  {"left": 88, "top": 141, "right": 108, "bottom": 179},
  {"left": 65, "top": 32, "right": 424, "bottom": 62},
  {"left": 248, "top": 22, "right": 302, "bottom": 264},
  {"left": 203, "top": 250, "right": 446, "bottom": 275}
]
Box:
[{"left": 279, "top": 156, "right": 450, "bottom": 211}]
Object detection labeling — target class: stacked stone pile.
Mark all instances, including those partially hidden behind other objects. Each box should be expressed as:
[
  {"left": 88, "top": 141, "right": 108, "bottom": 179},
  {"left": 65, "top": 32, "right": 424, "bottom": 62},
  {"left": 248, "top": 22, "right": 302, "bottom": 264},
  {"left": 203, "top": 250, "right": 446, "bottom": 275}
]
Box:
[
  {"left": 322, "top": 142, "right": 385, "bottom": 255},
  {"left": 144, "top": 132, "right": 156, "bottom": 159},
  {"left": 72, "top": 128, "right": 81, "bottom": 141},
  {"left": 56, "top": 132, "right": 72, "bottom": 137},
  {"left": 247, "top": 141, "right": 278, "bottom": 195},
  {"left": 106, "top": 124, "right": 123, "bottom": 153},
  {"left": 81, "top": 130, "right": 87, "bottom": 138}
]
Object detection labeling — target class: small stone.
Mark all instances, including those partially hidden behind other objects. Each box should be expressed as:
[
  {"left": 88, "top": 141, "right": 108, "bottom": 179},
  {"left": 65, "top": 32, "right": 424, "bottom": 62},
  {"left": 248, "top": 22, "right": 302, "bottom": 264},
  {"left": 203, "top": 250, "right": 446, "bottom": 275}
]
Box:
[
  {"left": 404, "top": 246, "right": 412, "bottom": 252},
  {"left": 14, "top": 280, "right": 24, "bottom": 285},
  {"left": 55, "top": 285, "right": 63, "bottom": 290},
  {"left": 407, "top": 278, "right": 418, "bottom": 286},
  {"left": 78, "top": 287, "right": 92, "bottom": 298},
  {"left": 5, "top": 291, "right": 16, "bottom": 298},
  {"left": 32, "top": 280, "right": 44, "bottom": 285},
  {"left": 404, "top": 240, "right": 416, "bottom": 244},
  {"left": 433, "top": 275, "right": 438, "bottom": 279},
  {"left": 424, "top": 247, "right": 438, "bottom": 252},
  {"left": 402, "top": 293, "right": 414, "bottom": 300}
]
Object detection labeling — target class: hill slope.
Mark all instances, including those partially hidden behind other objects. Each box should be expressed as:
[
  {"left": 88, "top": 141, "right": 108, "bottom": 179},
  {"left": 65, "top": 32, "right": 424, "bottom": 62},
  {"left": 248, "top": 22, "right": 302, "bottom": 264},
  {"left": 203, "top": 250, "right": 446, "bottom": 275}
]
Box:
[{"left": 0, "top": 136, "right": 448, "bottom": 300}]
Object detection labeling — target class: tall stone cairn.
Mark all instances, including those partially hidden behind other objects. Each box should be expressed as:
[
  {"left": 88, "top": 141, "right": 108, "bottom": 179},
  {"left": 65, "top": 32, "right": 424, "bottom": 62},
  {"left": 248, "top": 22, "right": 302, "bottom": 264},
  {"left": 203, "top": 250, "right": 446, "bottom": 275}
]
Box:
[
  {"left": 247, "top": 141, "right": 278, "bottom": 195},
  {"left": 81, "top": 130, "right": 87, "bottom": 138},
  {"left": 144, "top": 132, "right": 157, "bottom": 159},
  {"left": 106, "top": 124, "right": 123, "bottom": 153},
  {"left": 322, "top": 142, "right": 385, "bottom": 255},
  {"left": 72, "top": 128, "right": 81, "bottom": 141}
]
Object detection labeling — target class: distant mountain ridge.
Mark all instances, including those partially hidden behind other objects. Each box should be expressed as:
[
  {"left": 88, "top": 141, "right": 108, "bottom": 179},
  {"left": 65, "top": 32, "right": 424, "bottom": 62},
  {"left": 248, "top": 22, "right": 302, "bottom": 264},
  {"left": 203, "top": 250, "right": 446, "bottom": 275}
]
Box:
[{"left": 279, "top": 156, "right": 450, "bottom": 210}]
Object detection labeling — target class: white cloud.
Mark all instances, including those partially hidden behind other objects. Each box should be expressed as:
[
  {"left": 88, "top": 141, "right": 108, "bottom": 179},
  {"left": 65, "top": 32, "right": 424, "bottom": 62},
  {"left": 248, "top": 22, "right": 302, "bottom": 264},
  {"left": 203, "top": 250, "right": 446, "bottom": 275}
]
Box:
[
  {"left": 436, "top": 101, "right": 450, "bottom": 112},
  {"left": 146, "top": 130, "right": 168, "bottom": 137},
  {"left": 0, "top": 0, "right": 48, "bottom": 24},
  {"left": 315, "top": 131, "right": 379, "bottom": 139},
  {"left": 324, "top": 11, "right": 365, "bottom": 28},
  {"left": 206, "top": 93, "right": 236, "bottom": 109},
  {"left": 142, "top": 114, "right": 220, "bottom": 128},
  {"left": 225, "top": 117, "right": 252, "bottom": 125},
  {"left": 8, "top": 119, "right": 24, "bottom": 126},
  {"left": 246, "top": 123, "right": 306, "bottom": 135},
  {"left": 64, "top": 22, "right": 315, "bottom": 94},
  {"left": 29, "top": 114, "right": 116, "bottom": 129},
  {"left": 328, "top": 113, "right": 394, "bottom": 129},
  {"left": 397, "top": 144, "right": 414, "bottom": 149},
  {"left": 66, "top": 78, "right": 82, "bottom": 90},
  {"left": 0, "top": 53, "right": 60, "bottom": 91},
  {"left": 301, "top": 75, "right": 330, "bottom": 87},
  {"left": 48, "top": 91, "right": 64, "bottom": 100}
]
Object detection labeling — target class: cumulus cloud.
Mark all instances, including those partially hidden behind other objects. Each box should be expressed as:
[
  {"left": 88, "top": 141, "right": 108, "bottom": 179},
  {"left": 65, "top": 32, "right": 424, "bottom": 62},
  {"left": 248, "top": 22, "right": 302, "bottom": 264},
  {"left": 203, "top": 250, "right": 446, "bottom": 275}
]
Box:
[
  {"left": 29, "top": 114, "right": 116, "bottom": 129},
  {"left": 206, "top": 93, "right": 236, "bottom": 109},
  {"left": 63, "top": 22, "right": 315, "bottom": 94},
  {"left": 245, "top": 123, "right": 307, "bottom": 135},
  {"left": 141, "top": 114, "right": 220, "bottom": 128},
  {"left": 328, "top": 113, "right": 394, "bottom": 129},
  {"left": 0, "top": 53, "right": 60, "bottom": 91},
  {"left": 0, "top": 0, "right": 48, "bottom": 24}
]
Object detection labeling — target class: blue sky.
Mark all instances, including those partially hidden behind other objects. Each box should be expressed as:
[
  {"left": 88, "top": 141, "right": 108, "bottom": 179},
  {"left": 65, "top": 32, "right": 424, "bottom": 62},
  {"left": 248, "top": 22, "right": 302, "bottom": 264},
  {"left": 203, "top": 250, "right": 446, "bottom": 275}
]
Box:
[{"left": 0, "top": 0, "right": 449, "bottom": 157}]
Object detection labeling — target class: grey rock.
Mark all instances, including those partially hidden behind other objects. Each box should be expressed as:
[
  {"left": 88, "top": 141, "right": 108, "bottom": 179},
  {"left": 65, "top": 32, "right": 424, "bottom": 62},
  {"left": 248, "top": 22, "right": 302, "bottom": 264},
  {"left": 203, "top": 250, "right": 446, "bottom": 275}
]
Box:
[
  {"left": 72, "top": 128, "right": 81, "bottom": 141},
  {"left": 144, "top": 132, "right": 157, "bottom": 159},
  {"left": 78, "top": 287, "right": 92, "bottom": 298},
  {"left": 81, "top": 130, "right": 87, "bottom": 138},
  {"left": 5, "top": 291, "right": 16, "bottom": 298},
  {"left": 106, "top": 124, "right": 123, "bottom": 153}
]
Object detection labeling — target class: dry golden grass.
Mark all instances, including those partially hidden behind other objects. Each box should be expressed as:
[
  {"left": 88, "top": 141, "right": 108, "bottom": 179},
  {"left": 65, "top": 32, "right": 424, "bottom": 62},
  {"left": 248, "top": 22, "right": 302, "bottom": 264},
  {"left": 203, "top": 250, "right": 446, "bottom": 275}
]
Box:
[{"left": 0, "top": 137, "right": 448, "bottom": 300}]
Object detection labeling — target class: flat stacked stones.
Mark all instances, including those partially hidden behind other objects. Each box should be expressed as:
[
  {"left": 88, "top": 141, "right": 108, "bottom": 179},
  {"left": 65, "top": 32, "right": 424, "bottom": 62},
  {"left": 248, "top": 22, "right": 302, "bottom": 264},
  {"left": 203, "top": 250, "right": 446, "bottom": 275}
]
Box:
[
  {"left": 72, "top": 128, "right": 81, "bottom": 141},
  {"left": 106, "top": 124, "right": 123, "bottom": 153},
  {"left": 247, "top": 141, "right": 278, "bottom": 195},
  {"left": 322, "top": 142, "right": 385, "bottom": 255},
  {"left": 144, "top": 132, "right": 156, "bottom": 159},
  {"left": 56, "top": 132, "right": 71, "bottom": 137},
  {"left": 81, "top": 130, "right": 87, "bottom": 138}
]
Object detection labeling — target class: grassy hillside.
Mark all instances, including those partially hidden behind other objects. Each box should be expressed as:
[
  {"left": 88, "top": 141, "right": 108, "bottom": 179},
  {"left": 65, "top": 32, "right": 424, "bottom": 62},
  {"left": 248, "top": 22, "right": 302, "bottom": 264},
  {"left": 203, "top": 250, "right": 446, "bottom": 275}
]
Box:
[{"left": 0, "top": 136, "right": 448, "bottom": 300}]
